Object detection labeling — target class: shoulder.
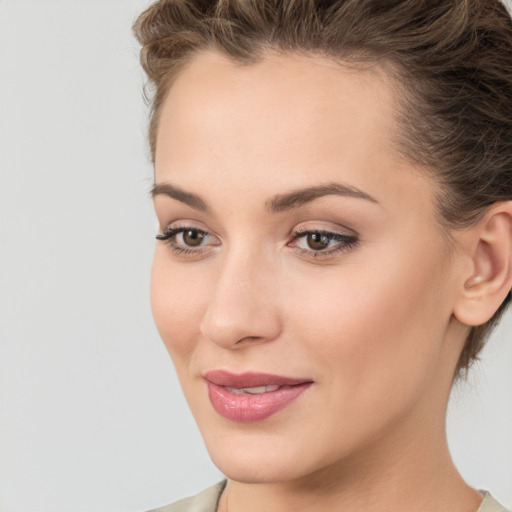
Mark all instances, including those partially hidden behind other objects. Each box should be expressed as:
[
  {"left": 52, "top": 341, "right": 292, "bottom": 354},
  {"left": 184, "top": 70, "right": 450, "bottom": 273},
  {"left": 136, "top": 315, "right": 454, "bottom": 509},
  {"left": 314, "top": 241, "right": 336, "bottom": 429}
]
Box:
[
  {"left": 478, "top": 491, "right": 510, "bottom": 512},
  {"left": 146, "top": 481, "right": 227, "bottom": 512}
]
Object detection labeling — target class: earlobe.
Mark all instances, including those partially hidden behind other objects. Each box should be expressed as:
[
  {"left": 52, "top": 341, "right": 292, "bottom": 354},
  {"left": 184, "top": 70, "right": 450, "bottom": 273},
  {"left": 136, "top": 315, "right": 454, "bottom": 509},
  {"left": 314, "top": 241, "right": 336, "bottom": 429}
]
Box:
[{"left": 453, "top": 202, "right": 512, "bottom": 327}]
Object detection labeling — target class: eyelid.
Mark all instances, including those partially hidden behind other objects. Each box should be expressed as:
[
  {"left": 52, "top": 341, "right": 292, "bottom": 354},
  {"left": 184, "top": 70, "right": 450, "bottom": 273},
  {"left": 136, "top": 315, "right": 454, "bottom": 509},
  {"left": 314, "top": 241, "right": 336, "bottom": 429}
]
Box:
[
  {"left": 291, "top": 218, "right": 357, "bottom": 234},
  {"left": 288, "top": 224, "right": 360, "bottom": 258},
  {"left": 156, "top": 220, "right": 359, "bottom": 259},
  {"left": 156, "top": 222, "right": 220, "bottom": 256},
  {"left": 157, "top": 219, "right": 217, "bottom": 239},
  {"left": 158, "top": 218, "right": 210, "bottom": 232}
]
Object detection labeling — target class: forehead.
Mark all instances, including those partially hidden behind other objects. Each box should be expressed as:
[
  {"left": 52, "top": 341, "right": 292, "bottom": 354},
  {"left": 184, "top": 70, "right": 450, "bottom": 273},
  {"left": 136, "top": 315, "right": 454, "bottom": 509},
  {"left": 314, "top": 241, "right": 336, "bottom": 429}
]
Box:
[
  {"left": 155, "top": 50, "right": 396, "bottom": 165},
  {"left": 154, "top": 51, "right": 434, "bottom": 217}
]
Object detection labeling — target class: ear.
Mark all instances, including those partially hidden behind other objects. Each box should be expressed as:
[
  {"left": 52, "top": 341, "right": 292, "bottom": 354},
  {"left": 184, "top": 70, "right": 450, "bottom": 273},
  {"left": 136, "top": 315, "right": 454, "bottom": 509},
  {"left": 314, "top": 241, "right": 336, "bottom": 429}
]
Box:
[{"left": 453, "top": 201, "right": 512, "bottom": 327}]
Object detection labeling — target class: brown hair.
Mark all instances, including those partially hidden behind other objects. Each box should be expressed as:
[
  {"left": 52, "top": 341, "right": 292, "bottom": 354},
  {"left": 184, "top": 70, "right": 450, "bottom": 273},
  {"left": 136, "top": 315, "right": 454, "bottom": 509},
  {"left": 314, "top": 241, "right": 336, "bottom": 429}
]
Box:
[{"left": 133, "top": 0, "right": 512, "bottom": 377}]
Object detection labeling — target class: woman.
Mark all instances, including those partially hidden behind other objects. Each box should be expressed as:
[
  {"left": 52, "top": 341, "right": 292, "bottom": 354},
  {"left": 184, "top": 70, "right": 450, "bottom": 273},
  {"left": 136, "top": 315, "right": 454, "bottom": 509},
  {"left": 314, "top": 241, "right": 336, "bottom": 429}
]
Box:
[{"left": 133, "top": 1, "right": 512, "bottom": 511}]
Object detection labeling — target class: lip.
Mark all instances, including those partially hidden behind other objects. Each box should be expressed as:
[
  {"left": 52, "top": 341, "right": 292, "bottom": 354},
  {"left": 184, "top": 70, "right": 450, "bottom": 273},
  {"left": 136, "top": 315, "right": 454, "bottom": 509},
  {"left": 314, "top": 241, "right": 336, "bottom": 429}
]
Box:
[{"left": 204, "top": 370, "right": 313, "bottom": 423}]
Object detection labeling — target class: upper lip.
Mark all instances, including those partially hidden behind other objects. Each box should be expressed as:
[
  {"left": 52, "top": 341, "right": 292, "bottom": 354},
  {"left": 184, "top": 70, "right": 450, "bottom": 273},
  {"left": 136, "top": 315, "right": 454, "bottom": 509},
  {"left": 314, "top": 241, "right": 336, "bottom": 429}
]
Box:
[{"left": 204, "top": 370, "right": 313, "bottom": 388}]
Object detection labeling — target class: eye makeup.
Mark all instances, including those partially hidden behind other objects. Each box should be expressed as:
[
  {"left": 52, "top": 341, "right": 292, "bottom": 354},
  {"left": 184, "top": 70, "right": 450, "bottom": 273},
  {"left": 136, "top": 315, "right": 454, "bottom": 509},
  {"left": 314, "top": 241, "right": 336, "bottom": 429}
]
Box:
[
  {"left": 288, "top": 228, "right": 359, "bottom": 258},
  {"left": 156, "top": 222, "right": 359, "bottom": 260}
]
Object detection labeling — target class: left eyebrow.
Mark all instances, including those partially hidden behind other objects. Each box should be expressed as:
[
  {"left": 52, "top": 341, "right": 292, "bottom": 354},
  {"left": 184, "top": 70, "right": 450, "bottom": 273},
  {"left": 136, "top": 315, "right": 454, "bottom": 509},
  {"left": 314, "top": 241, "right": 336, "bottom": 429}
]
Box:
[{"left": 266, "top": 182, "right": 378, "bottom": 213}]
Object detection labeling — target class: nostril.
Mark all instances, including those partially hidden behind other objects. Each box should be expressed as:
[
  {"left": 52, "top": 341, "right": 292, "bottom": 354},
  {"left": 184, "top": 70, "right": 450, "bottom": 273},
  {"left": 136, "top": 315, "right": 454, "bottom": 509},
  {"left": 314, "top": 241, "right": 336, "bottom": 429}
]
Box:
[
  {"left": 200, "top": 311, "right": 281, "bottom": 349},
  {"left": 233, "top": 335, "right": 265, "bottom": 346},
  {"left": 238, "top": 336, "right": 260, "bottom": 342}
]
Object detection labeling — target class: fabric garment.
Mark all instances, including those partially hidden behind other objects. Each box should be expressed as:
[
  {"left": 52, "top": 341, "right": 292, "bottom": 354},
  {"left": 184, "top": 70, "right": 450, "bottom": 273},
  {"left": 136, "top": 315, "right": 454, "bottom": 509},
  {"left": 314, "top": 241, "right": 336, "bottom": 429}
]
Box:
[
  {"left": 147, "top": 481, "right": 509, "bottom": 512},
  {"left": 147, "top": 481, "right": 226, "bottom": 512}
]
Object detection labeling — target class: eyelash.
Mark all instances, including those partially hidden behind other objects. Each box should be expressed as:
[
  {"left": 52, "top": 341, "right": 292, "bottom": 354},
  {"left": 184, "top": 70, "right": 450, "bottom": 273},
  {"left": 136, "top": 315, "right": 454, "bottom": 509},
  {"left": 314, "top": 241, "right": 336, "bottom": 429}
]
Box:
[
  {"left": 155, "top": 226, "right": 213, "bottom": 255},
  {"left": 155, "top": 226, "right": 359, "bottom": 258},
  {"left": 291, "top": 228, "right": 359, "bottom": 257}
]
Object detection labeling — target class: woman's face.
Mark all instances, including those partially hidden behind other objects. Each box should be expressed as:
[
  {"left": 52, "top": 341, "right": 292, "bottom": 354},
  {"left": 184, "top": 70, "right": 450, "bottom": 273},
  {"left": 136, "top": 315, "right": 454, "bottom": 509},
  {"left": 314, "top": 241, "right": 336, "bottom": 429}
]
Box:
[{"left": 151, "top": 52, "right": 467, "bottom": 483}]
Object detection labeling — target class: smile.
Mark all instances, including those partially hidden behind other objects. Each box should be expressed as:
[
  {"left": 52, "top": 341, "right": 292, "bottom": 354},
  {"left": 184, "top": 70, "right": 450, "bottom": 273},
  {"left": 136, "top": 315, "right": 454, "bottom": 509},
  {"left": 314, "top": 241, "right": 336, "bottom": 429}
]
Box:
[
  {"left": 224, "top": 385, "right": 281, "bottom": 395},
  {"left": 204, "top": 370, "right": 313, "bottom": 423}
]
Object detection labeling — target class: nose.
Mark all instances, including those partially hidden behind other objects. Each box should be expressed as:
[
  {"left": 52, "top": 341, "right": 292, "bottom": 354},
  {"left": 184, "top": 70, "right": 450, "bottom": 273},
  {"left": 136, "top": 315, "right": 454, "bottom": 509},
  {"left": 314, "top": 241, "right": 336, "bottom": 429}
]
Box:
[{"left": 199, "top": 247, "right": 282, "bottom": 349}]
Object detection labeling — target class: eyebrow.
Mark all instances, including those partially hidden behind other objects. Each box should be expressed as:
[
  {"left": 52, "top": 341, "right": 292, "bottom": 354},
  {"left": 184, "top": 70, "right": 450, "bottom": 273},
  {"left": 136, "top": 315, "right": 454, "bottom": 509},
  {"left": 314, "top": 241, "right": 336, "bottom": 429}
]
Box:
[
  {"left": 266, "top": 182, "right": 378, "bottom": 213},
  {"left": 151, "top": 181, "right": 377, "bottom": 213},
  {"left": 151, "top": 182, "right": 209, "bottom": 212}
]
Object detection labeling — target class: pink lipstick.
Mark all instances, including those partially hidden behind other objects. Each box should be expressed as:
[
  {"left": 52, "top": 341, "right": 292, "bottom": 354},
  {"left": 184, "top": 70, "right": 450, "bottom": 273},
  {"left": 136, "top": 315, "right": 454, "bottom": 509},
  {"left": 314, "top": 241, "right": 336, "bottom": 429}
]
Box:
[{"left": 204, "top": 370, "right": 313, "bottom": 423}]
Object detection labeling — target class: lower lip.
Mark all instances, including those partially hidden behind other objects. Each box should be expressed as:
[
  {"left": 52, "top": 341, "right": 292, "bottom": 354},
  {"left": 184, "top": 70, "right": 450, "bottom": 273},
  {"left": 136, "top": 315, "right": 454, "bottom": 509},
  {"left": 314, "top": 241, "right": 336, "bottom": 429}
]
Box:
[{"left": 206, "top": 382, "right": 312, "bottom": 423}]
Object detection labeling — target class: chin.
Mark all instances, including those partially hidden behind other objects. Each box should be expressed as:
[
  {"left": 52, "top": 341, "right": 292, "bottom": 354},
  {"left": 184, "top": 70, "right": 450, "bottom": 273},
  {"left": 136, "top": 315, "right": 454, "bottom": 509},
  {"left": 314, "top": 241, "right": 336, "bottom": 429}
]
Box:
[
  {"left": 201, "top": 425, "right": 341, "bottom": 485},
  {"left": 210, "top": 449, "right": 304, "bottom": 484}
]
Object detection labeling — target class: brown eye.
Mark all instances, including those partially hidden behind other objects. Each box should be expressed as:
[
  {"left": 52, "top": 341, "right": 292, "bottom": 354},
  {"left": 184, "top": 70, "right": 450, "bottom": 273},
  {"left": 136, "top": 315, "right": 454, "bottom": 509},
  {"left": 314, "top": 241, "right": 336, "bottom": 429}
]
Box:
[
  {"left": 156, "top": 225, "right": 218, "bottom": 255},
  {"left": 182, "top": 229, "right": 205, "bottom": 247},
  {"left": 307, "top": 233, "right": 330, "bottom": 250},
  {"left": 290, "top": 228, "right": 359, "bottom": 258}
]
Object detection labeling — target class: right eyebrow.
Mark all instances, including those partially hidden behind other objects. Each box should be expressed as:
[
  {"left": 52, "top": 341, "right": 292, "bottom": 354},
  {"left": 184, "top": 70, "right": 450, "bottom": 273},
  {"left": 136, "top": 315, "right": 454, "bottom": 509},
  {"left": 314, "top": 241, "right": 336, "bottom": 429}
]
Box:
[{"left": 151, "top": 183, "right": 209, "bottom": 213}]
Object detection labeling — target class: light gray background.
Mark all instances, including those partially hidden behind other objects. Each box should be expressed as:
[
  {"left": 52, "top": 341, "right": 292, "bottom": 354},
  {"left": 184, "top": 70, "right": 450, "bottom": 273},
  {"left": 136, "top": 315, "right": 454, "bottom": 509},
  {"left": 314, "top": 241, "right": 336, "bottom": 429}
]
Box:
[{"left": 0, "top": 1, "right": 510, "bottom": 511}]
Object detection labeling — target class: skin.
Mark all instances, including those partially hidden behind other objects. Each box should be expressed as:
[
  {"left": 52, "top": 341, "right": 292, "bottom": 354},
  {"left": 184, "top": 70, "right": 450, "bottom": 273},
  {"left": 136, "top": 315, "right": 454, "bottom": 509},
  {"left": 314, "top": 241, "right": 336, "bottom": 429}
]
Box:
[{"left": 150, "top": 51, "right": 486, "bottom": 512}]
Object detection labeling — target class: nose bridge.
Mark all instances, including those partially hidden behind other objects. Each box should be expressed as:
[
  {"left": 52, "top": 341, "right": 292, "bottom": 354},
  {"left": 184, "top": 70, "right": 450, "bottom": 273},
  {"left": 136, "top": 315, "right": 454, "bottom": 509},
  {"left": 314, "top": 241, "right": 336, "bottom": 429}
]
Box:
[{"left": 199, "top": 243, "right": 281, "bottom": 348}]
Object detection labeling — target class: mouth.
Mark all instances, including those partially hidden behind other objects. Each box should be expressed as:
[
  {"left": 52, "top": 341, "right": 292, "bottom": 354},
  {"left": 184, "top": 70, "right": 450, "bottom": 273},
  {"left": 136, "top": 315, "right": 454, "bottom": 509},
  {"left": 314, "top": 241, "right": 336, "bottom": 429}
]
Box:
[{"left": 204, "top": 370, "right": 313, "bottom": 423}]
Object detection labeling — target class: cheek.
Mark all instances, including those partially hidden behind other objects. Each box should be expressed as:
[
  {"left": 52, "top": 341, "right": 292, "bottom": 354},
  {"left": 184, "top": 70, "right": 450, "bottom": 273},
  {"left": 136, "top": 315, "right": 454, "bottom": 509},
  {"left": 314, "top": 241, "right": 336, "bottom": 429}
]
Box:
[
  {"left": 150, "top": 250, "right": 208, "bottom": 363},
  {"left": 285, "top": 246, "right": 452, "bottom": 398}
]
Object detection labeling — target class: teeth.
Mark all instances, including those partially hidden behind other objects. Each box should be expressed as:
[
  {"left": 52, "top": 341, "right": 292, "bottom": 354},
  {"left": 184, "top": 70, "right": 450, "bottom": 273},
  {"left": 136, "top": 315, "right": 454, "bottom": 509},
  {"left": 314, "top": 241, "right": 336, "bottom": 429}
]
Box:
[{"left": 226, "top": 385, "right": 281, "bottom": 395}]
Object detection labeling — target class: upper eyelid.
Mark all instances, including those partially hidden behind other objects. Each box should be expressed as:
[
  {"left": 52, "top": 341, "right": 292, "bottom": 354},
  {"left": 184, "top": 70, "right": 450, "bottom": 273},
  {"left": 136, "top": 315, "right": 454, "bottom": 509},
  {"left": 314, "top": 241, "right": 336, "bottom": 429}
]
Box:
[
  {"left": 157, "top": 222, "right": 358, "bottom": 246},
  {"left": 290, "top": 229, "right": 358, "bottom": 245},
  {"left": 291, "top": 224, "right": 358, "bottom": 239},
  {"left": 159, "top": 225, "right": 352, "bottom": 237},
  {"left": 158, "top": 221, "right": 217, "bottom": 238},
  {"left": 158, "top": 225, "right": 214, "bottom": 240},
  {"left": 160, "top": 219, "right": 209, "bottom": 230},
  {"left": 291, "top": 217, "right": 357, "bottom": 232},
  {"left": 158, "top": 223, "right": 355, "bottom": 237},
  {"left": 294, "top": 227, "right": 351, "bottom": 235},
  {"left": 157, "top": 226, "right": 220, "bottom": 250}
]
